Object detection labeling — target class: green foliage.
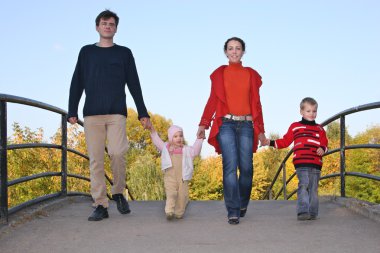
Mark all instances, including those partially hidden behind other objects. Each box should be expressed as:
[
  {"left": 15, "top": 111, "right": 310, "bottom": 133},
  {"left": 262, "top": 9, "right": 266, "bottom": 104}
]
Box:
[
  {"left": 5, "top": 113, "right": 380, "bottom": 207},
  {"left": 253, "top": 146, "right": 289, "bottom": 200},
  {"left": 7, "top": 123, "right": 91, "bottom": 207},
  {"left": 127, "top": 151, "right": 165, "bottom": 200},
  {"left": 190, "top": 156, "right": 224, "bottom": 200},
  {"left": 259, "top": 123, "right": 380, "bottom": 204},
  {"left": 344, "top": 125, "right": 380, "bottom": 203}
]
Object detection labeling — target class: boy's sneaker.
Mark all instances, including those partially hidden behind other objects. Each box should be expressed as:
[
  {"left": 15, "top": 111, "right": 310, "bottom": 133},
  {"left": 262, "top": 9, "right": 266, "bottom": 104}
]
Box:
[
  {"left": 228, "top": 217, "right": 240, "bottom": 225},
  {"left": 309, "top": 214, "right": 317, "bottom": 220},
  {"left": 112, "top": 194, "right": 131, "bottom": 214},
  {"left": 297, "top": 212, "right": 310, "bottom": 221},
  {"left": 88, "top": 205, "right": 109, "bottom": 221}
]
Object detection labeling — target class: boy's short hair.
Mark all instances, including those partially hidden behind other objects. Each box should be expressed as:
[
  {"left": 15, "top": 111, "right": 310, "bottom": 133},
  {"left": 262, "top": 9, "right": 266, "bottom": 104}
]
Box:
[
  {"left": 96, "top": 9, "right": 119, "bottom": 27},
  {"left": 300, "top": 97, "right": 318, "bottom": 110}
]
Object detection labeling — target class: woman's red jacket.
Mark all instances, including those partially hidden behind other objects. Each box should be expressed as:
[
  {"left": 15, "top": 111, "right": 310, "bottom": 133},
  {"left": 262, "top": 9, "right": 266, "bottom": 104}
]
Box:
[{"left": 199, "top": 65, "right": 265, "bottom": 154}]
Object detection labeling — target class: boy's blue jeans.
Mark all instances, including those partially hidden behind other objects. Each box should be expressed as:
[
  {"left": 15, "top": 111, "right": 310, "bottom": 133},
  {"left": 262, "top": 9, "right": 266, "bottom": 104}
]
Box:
[
  {"left": 296, "top": 167, "right": 321, "bottom": 217},
  {"left": 217, "top": 119, "right": 253, "bottom": 218}
]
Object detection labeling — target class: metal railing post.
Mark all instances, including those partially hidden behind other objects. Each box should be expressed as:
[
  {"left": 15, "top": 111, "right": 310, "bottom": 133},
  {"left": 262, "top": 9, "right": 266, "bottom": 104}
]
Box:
[
  {"left": 0, "top": 101, "right": 8, "bottom": 222},
  {"left": 340, "top": 115, "right": 346, "bottom": 197},
  {"left": 282, "top": 163, "right": 287, "bottom": 200},
  {"left": 61, "top": 115, "right": 67, "bottom": 196}
]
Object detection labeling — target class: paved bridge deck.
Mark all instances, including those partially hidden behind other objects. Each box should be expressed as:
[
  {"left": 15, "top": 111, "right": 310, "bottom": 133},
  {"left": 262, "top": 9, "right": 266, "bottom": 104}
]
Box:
[{"left": 1, "top": 197, "right": 379, "bottom": 253}]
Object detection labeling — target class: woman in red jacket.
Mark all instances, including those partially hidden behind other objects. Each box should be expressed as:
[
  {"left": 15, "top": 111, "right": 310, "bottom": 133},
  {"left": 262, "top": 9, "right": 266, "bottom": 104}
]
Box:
[{"left": 197, "top": 37, "right": 266, "bottom": 225}]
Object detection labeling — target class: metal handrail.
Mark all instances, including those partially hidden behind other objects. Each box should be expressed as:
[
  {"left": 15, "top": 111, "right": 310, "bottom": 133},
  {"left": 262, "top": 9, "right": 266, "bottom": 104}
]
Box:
[
  {"left": 0, "top": 93, "right": 134, "bottom": 223},
  {"left": 263, "top": 101, "right": 380, "bottom": 200}
]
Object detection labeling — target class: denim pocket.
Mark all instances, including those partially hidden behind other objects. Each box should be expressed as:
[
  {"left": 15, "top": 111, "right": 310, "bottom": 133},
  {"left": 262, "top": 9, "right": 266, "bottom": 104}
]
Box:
[{"left": 243, "top": 120, "right": 253, "bottom": 127}]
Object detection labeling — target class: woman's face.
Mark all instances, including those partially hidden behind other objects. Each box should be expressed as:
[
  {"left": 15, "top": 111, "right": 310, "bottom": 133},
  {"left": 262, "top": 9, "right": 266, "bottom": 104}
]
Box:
[{"left": 225, "top": 40, "right": 244, "bottom": 63}]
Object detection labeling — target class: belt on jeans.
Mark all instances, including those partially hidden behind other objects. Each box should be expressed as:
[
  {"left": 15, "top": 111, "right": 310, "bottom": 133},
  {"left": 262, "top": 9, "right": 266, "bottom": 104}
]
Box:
[{"left": 224, "top": 114, "right": 253, "bottom": 121}]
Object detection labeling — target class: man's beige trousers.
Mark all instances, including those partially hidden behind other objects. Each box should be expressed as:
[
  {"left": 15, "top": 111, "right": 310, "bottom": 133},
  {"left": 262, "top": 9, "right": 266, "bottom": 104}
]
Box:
[{"left": 84, "top": 115, "right": 129, "bottom": 207}]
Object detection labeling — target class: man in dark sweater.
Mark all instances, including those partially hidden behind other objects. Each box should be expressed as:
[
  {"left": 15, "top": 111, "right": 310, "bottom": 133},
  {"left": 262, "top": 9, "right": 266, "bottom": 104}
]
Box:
[{"left": 68, "top": 10, "right": 151, "bottom": 221}]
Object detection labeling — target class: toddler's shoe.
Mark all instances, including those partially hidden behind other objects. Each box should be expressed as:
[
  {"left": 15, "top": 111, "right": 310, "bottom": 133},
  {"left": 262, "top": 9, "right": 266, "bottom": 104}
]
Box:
[
  {"left": 175, "top": 214, "right": 183, "bottom": 219},
  {"left": 166, "top": 212, "right": 175, "bottom": 220}
]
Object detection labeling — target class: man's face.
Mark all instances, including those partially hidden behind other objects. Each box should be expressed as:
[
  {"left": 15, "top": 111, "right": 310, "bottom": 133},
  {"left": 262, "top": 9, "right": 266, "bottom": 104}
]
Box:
[{"left": 96, "top": 17, "right": 117, "bottom": 39}]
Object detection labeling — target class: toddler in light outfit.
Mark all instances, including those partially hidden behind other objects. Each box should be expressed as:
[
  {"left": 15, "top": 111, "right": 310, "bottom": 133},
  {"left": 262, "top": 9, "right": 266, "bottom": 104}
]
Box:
[{"left": 149, "top": 124, "right": 203, "bottom": 219}]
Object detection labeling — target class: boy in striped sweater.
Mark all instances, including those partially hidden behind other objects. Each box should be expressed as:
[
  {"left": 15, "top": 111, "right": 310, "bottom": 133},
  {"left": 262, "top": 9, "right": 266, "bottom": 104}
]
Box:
[{"left": 264, "top": 97, "right": 328, "bottom": 220}]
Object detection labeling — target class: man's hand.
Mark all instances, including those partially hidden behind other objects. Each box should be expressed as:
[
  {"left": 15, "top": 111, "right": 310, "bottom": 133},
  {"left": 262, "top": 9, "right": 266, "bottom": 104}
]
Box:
[
  {"left": 140, "top": 117, "right": 152, "bottom": 130},
  {"left": 68, "top": 117, "right": 78, "bottom": 125}
]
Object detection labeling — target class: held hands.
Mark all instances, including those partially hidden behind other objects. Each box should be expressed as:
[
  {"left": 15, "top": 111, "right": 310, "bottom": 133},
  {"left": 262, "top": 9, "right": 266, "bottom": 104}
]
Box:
[
  {"left": 140, "top": 117, "right": 152, "bottom": 130},
  {"left": 258, "top": 133, "right": 270, "bottom": 147},
  {"left": 68, "top": 117, "right": 78, "bottom": 125},
  {"left": 196, "top": 126, "right": 206, "bottom": 139},
  {"left": 316, "top": 147, "right": 325, "bottom": 156},
  {"left": 261, "top": 138, "right": 271, "bottom": 146}
]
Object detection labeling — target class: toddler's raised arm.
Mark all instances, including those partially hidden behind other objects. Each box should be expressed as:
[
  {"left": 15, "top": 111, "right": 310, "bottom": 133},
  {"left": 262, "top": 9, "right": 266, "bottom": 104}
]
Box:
[
  {"left": 149, "top": 126, "right": 165, "bottom": 152},
  {"left": 190, "top": 138, "right": 204, "bottom": 158}
]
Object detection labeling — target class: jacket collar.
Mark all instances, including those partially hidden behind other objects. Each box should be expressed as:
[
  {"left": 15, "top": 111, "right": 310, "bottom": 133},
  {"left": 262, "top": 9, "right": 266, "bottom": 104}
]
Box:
[
  {"left": 300, "top": 118, "right": 317, "bottom": 125},
  {"left": 210, "top": 66, "right": 227, "bottom": 103}
]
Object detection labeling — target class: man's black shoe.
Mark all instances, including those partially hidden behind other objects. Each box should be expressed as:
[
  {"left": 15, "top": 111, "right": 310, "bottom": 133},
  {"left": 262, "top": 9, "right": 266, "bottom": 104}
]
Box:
[
  {"left": 112, "top": 194, "right": 131, "bottom": 214},
  {"left": 88, "top": 205, "right": 109, "bottom": 221}
]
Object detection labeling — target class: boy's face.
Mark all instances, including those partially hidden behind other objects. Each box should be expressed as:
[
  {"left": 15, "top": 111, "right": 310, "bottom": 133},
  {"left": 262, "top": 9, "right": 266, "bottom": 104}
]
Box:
[
  {"left": 96, "top": 17, "right": 117, "bottom": 39},
  {"left": 300, "top": 103, "right": 318, "bottom": 121},
  {"left": 171, "top": 131, "right": 184, "bottom": 147}
]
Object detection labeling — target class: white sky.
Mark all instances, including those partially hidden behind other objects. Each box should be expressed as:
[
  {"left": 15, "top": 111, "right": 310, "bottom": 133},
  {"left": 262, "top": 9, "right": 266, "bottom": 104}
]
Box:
[{"left": 1, "top": 0, "right": 379, "bottom": 157}]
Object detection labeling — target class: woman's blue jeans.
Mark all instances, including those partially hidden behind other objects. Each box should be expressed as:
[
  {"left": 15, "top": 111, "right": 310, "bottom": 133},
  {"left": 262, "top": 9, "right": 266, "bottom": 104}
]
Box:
[
  {"left": 296, "top": 167, "right": 321, "bottom": 216},
  {"left": 217, "top": 119, "right": 253, "bottom": 218}
]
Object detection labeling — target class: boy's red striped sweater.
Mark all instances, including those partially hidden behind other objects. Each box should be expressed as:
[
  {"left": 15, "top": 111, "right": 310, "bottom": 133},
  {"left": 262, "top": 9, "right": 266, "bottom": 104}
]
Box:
[{"left": 270, "top": 118, "right": 328, "bottom": 170}]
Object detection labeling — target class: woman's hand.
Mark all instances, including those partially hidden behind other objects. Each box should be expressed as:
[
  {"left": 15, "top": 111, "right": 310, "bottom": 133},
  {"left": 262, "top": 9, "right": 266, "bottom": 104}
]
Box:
[
  {"left": 197, "top": 126, "right": 206, "bottom": 139},
  {"left": 258, "top": 133, "right": 268, "bottom": 146}
]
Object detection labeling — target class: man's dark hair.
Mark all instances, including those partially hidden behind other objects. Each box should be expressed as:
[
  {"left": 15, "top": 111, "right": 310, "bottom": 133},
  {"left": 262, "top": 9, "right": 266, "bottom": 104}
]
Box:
[
  {"left": 95, "top": 10, "right": 119, "bottom": 27},
  {"left": 224, "top": 37, "right": 246, "bottom": 52}
]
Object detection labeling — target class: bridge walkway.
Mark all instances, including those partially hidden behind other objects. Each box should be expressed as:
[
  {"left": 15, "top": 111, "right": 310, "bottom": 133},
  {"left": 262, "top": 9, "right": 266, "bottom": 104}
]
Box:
[{"left": 0, "top": 196, "right": 379, "bottom": 253}]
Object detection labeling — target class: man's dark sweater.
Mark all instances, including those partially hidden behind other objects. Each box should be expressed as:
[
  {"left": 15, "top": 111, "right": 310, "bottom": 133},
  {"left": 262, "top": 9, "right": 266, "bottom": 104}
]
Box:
[{"left": 68, "top": 44, "right": 149, "bottom": 119}]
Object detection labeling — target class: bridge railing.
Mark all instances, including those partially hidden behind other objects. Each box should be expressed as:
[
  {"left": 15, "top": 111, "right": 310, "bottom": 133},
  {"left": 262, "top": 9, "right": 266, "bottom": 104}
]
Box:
[
  {"left": 0, "top": 94, "right": 133, "bottom": 223},
  {"left": 263, "top": 101, "right": 380, "bottom": 200}
]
